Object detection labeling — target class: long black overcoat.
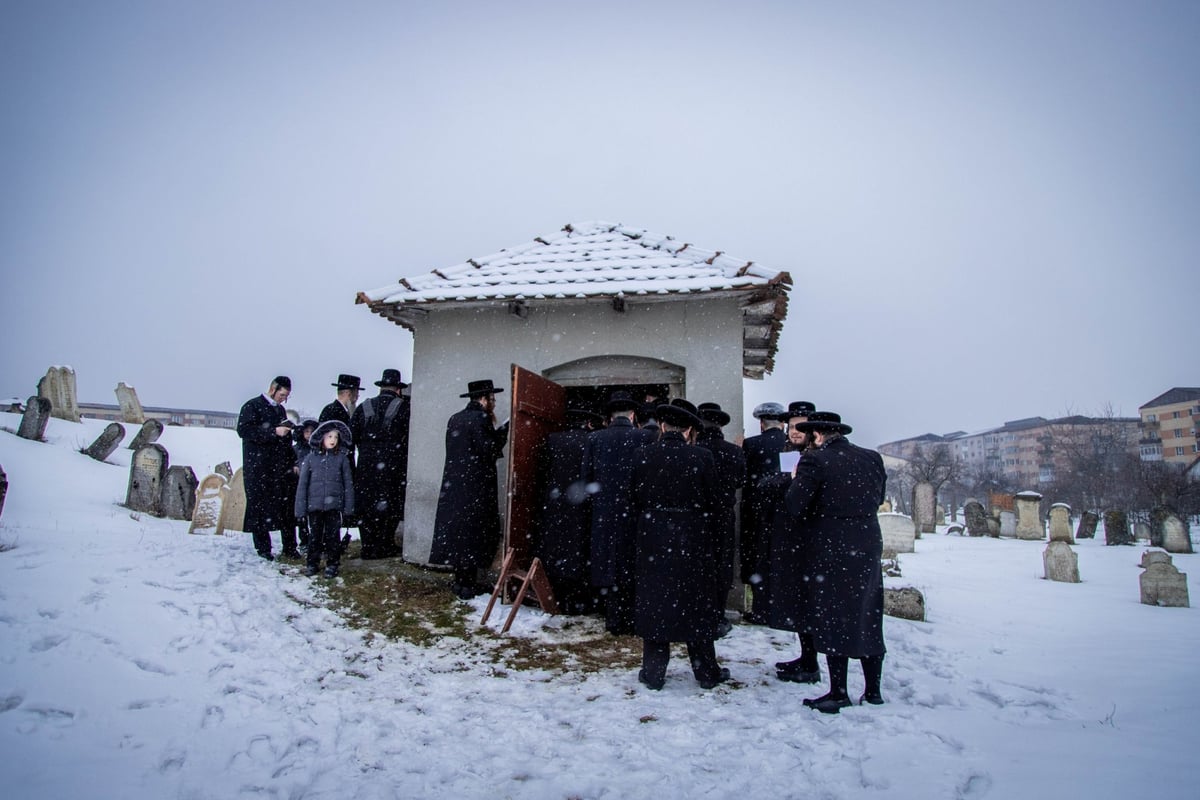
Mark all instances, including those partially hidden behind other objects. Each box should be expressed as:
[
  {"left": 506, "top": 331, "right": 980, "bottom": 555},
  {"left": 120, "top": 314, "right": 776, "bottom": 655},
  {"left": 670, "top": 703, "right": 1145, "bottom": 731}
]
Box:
[
  {"left": 697, "top": 427, "right": 747, "bottom": 593},
  {"left": 741, "top": 427, "right": 786, "bottom": 583},
  {"left": 429, "top": 400, "right": 507, "bottom": 570},
  {"left": 534, "top": 426, "right": 592, "bottom": 582},
  {"left": 785, "top": 436, "right": 888, "bottom": 658},
  {"left": 581, "top": 417, "right": 657, "bottom": 587},
  {"left": 236, "top": 394, "right": 294, "bottom": 533},
  {"left": 761, "top": 465, "right": 805, "bottom": 631},
  {"left": 349, "top": 391, "right": 410, "bottom": 521},
  {"left": 631, "top": 431, "right": 722, "bottom": 642}
]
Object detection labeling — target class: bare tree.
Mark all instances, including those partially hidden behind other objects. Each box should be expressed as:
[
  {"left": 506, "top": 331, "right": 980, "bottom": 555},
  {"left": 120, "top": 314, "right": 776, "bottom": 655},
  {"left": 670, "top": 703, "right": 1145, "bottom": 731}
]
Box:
[
  {"left": 904, "top": 443, "right": 962, "bottom": 515},
  {"left": 1041, "top": 404, "right": 1138, "bottom": 515}
]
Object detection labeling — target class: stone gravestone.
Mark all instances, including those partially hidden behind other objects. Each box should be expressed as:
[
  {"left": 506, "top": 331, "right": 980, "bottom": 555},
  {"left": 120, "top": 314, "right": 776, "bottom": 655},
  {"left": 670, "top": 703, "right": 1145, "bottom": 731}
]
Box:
[
  {"left": 214, "top": 461, "right": 234, "bottom": 482},
  {"left": 884, "top": 587, "right": 926, "bottom": 621},
  {"left": 1014, "top": 491, "right": 1044, "bottom": 540},
  {"left": 986, "top": 516, "right": 1001, "bottom": 537},
  {"left": 128, "top": 419, "right": 164, "bottom": 450},
  {"left": 1048, "top": 503, "right": 1074, "bottom": 544},
  {"left": 1151, "top": 507, "right": 1193, "bottom": 555},
  {"left": 17, "top": 396, "right": 52, "bottom": 441},
  {"left": 1043, "top": 541, "right": 1080, "bottom": 583},
  {"left": 878, "top": 499, "right": 892, "bottom": 513},
  {"left": 1076, "top": 510, "right": 1099, "bottom": 540},
  {"left": 82, "top": 422, "right": 126, "bottom": 462},
  {"left": 160, "top": 465, "right": 199, "bottom": 520},
  {"left": 963, "top": 500, "right": 990, "bottom": 537},
  {"left": 115, "top": 382, "right": 145, "bottom": 424},
  {"left": 126, "top": 444, "right": 168, "bottom": 515},
  {"left": 217, "top": 468, "right": 246, "bottom": 534},
  {"left": 878, "top": 512, "right": 916, "bottom": 556},
  {"left": 946, "top": 523, "right": 964, "bottom": 536},
  {"left": 38, "top": 366, "right": 81, "bottom": 422},
  {"left": 1139, "top": 550, "right": 1189, "bottom": 608},
  {"left": 189, "top": 474, "right": 227, "bottom": 534},
  {"left": 912, "top": 482, "right": 936, "bottom": 536},
  {"left": 999, "top": 511, "right": 1017, "bottom": 538},
  {"left": 1134, "top": 521, "right": 1151, "bottom": 542},
  {"left": 1104, "top": 509, "right": 1134, "bottom": 546},
  {"left": 0, "top": 463, "right": 7, "bottom": 520}
]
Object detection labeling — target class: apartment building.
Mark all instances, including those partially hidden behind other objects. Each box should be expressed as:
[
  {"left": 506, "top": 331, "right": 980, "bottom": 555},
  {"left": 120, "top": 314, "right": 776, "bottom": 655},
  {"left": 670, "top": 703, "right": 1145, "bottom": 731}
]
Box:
[{"left": 1138, "top": 387, "right": 1200, "bottom": 464}]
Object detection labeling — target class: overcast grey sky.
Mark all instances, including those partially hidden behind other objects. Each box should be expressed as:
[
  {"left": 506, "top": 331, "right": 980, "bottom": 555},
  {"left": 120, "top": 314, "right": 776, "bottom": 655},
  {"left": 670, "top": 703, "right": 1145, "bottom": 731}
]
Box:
[{"left": 2, "top": 1, "right": 1196, "bottom": 448}]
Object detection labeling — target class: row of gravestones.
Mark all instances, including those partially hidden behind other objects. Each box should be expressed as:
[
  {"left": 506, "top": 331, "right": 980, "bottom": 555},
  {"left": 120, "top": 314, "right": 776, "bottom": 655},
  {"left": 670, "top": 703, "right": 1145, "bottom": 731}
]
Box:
[
  {"left": 33, "top": 366, "right": 147, "bottom": 424},
  {"left": 1042, "top": 542, "right": 1189, "bottom": 606},
  {"left": 124, "top": 443, "right": 247, "bottom": 533},
  {"left": 14, "top": 396, "right": 159, "bottom": 449}
]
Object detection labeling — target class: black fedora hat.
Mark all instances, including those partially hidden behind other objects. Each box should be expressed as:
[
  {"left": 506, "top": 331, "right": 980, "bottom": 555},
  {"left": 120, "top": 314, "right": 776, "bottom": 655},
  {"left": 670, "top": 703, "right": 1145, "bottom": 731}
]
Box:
[
  {"left": 697, "top": 401, "right": 731, "bottom": 427},
  {"left": 565, "top": 403, "right": 603, "bottom": 424},
  {"left": 785, "top": 401, "right": 816, "bottom": 421},
  {"left": 332, "top": 374, "right": 362, "bottom": 390},
  {"left": 460, "top": 378, "right": 504, "bottom": 398},
  {"left": 792, "top": 410, "right": 852, "bottom": 435},
  {"left": 604, "top": 390, "right": 640, "bottom": 414},
  {"left": 374, "top": 369, "right": 404, "bottom": 388},
  {"left": 657, "top": 398, "right": 702, "bottom": 430}
]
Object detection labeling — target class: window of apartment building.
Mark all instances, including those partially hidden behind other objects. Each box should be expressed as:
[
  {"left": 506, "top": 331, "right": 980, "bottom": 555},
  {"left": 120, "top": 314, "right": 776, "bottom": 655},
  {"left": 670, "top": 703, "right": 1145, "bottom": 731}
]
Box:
[
  {"left": 1176, "top": 447, "right": 1186, "bottom": 456},
  {"left": 1146, "top": 414, "right": 1157, "bottom": 422},
  {"left": 1175, "top": 429, "right": 1184, "bottom": 438}
]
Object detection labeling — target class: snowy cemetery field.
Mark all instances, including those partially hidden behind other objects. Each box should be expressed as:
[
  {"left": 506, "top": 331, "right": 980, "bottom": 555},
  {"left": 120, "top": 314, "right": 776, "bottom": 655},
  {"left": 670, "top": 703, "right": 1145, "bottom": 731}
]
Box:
[{"left": 1, "top": 413, "right": 1199, "bottom": 799}]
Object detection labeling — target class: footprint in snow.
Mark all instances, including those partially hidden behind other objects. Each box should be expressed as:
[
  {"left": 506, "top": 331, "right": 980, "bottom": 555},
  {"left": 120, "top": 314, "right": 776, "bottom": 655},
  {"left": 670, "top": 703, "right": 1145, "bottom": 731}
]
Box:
[
  {"left": 133, "top": 658, "right": 174, "bottom": 676},
  {"left": 30, "top": 633, "right": 68, "bottom": 652}
]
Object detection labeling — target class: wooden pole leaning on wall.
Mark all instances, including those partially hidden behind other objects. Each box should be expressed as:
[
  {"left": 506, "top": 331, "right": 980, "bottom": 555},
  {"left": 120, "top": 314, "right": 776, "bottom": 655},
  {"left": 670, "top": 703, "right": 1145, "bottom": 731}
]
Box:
[{"left": 481, "top": 548, "right": 560, "bottom": 634}]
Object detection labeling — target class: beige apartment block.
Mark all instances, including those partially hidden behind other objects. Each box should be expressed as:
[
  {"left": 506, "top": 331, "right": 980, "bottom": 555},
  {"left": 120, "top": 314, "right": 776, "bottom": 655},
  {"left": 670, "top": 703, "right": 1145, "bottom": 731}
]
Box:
[{"left": 1139, "top": 387, "right": 1200, "bottom": 465}]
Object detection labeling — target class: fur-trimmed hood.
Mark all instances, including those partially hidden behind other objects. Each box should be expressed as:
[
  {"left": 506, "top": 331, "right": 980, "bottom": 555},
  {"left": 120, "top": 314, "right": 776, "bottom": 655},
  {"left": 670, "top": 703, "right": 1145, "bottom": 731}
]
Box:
[{"left": 308, "top": 419, "right": 353, "bottom": 452}]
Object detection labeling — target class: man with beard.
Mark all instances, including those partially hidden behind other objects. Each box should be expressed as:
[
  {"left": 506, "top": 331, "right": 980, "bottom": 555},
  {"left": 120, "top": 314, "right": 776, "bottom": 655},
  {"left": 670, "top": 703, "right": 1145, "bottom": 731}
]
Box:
[
  {"left": 695, "top": 402, "right": 747, "bottom": 635},
  {"left": 236, "top": 376, "right": 295, "bottom": 561},
  {"left": 740, "top": 401, "right": 788, "bottom": 622},
  {"left": 786, "top": 411, "right": 888, "bottom": 714},
  {"left": 349, "top": 369, "right": 410, "bottom": 559},
  {"left": 631, "top": 399, "right": 728, "bottom": 690},
  {"left": 430, "top": 379, "right": 510, "bottom": 599},
  {"left": 319, "top": 374, "right": 361, "bottom": 427},
  {"left": 583, "top": 390, "right": 657, "bottom": 635}
]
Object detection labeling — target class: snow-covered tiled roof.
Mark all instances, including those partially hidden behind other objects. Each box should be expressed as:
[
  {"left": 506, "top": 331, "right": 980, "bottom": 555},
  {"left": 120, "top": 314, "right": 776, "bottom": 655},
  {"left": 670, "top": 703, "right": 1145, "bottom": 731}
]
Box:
[{"left": 357, "top": 221, "right": 792, "bottom": 378}]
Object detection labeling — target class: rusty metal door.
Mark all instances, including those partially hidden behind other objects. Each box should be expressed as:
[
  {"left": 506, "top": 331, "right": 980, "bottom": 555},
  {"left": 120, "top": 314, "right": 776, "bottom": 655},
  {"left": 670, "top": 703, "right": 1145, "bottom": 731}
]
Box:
[{"left": 504, "top": 364, "right": 566, "bottom": 568}]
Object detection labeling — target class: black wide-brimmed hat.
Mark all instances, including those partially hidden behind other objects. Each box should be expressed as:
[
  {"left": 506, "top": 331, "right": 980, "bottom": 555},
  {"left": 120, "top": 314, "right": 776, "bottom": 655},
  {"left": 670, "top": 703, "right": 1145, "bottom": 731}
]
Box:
[
  {"left": 697, "top": 402, "right": 731, "bottom": 427},
  {"left": 460, "top": 379, "right": 503, "bottom": 398},
  {"left": 375, "top": 369, "right": 404, "bottom": 388},
  {"left": 656, "top": 398, "right": 702, "bottom": 430},
  {"left": 785, "top": 401, "right": 816, "bottom": 421},
  {"left": 332, "top": 374, "right": 362, "bottom": 390},
  {"left": 791, "top": 410, "right": 852, "bottom": 435},
  {"left": 604, "top": 390, "right": 640, "bottom": 414},
  {"left": 565, "top": 403, "right": 603, "bottom": 424}
]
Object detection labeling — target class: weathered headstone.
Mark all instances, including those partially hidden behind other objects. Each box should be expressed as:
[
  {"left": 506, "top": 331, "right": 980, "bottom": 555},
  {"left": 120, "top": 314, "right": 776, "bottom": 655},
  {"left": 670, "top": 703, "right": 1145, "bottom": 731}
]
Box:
[
  {"left": 878, "top": 512, "right": 916, "bottom": 556},
  {"left": 0, "top": 463, "right": 7, "bottom": 520},
  {"left": 913, "top": 482, "right": 936, "bottom": 536},
  {"left": 217, "top": 468, "right": 246, "bottom": 534},
  {"left": 946, "top": 523, "right": 964, "bottom": 536},
  {"left": 82, "top": 422, "right": 126, "bottom": 462},
  {"left": 986, "top": 516, "right": 1001, "bottom": 537},
  {"left": 999, "top": 511, "right": 1017, "bottom": 538},
  {"left": 114, "top": 382, "right": 145, "bottom": 424},
  {"left": 1076, "top": 510, "right": 1099, "bottom": 540},
  {"left": 884, "top": 587, "right": 926, "bottom": 621},
  {"left": 1139, "top": 550, "right": 1189, "bottom": 608},
  {"left": 1043, "top": 541, "right": 1080, "bottom": 583},
  {"left": 214, "top": 461, "right": 233, "bottom": 482},
  {"left": 1014, "top": 491, "right": 1044, "bottom": 540},
  {"left": 1134, "top": 521, "right": 1151, "bottom": 542},
  {"left": 964, "top": 499, "right": 990, "bottom": 537},
  {"left": 189, "top": 474, "right": 227, "bottom": 534},
  {"left": 125, "top": 444, "right": 168, "bottom": 514},
  {"left": 1104, "top": 509, "right": 1134, "bottom": 546},
  {"left": 17, "top": 396, "right": 52, "bottom": 441},
  {"left": 37, "top": 366, "right": 81, "bottom": 422},
  {"left": 1152, "top": 507, "right": 1193, "bottom": 555},
  {"left": 128, "top": 419, "right": 164, "bottom": 450},
  {"left": 1048, "top": 503, "right": 1074, "bottom": 544},
  {"left": 160, "top": 465, "right": 199, "bottom": 520}
]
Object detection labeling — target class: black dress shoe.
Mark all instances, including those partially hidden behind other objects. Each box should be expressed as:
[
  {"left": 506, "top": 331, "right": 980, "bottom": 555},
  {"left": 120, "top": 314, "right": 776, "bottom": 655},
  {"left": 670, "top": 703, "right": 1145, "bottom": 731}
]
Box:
[
  {"left": 638, "top": 669, "right": 664, "bottom": 691},
  {"left": 860, "top": 692, "right": 885, "bottom": 706},
  {"left": 776, "top": 662, "right": 821, "bottom": 684},
  {"left": 698, "top": 667, "right": 731, "bottom": 690},
  {"left": 803, "top": 692, "right": 852, "bottom": 714},
  {"left": 258, "top": 552, "right": 274, "bottom": 561}
]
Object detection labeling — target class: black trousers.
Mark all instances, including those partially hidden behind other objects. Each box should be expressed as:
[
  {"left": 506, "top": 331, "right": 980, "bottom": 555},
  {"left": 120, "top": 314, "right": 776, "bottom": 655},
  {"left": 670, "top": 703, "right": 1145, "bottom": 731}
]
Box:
[
  {"left": 250, "top": 530, "right": 273, "bottom": 558},
  {"left": 306, "top": 511, "right": 343, "bottom": 570},
  {"left": 602, "top": 577, "right": 636, "bottom": 635},
  {"left": 359, "top": 514, "right": 401, "bottom": 559},
  {"left": 641, "top": 639, "right": 722, "bottom": 684}
]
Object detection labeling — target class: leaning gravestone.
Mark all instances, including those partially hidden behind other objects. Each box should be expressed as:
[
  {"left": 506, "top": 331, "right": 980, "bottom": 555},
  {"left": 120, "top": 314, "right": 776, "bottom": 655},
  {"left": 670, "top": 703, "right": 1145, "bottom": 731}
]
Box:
[
  {"left": 17, "top": 396, "right": 52, "bottom": 441},
  {"left": 1076, "top": 510, "right": 1099, "bottom": 540},
  {"left": 999, "top": 511, "right": 1017, "bottom": 538},
  {"left": 1104, "top": 509, "right": 1135, "bottom": 546},
  {"left": 913, "top": 482, "right": 936, "bottom": 536},
  {"left": 38, "top": 366, "right": 81, "bottom": 423},
  {"left": 114, "top": 382, "right": 145, "bottom": 424},
  {"left": 1048, "top": 503, "right": 1074, "bottom": 544},
  {"left": 1015, "top": 491, "right": 1044, "bottom": 540},
  {"left": 1134, "top": 521, "right": 1151, "bottom": 542},
  {"left": 0, "top": 463, "right": 7, "bottom": 520},
  {"left": 878, "top": 512, "right": 916, "bottom": 556},
  {"left": 128, "top": 418, "right": 164, "bottom": 450},
  {"left": 1043, "top": 541, "right": 1080, "bottom": 583},
  {"left": 884, "top": 587, "right": 926, "bottom": 621},
  {"left": 214, "top": 461, "right": 233, "bottom": 482},
  {"left": 1139, "top": 550, "right": 1189, "bottom": 608},
  {"left": 1152, "top": 507, "right": 1193, "bottom": 555},
  {"left": 160, "top": 465, "right": 198, "bottom": 520},
  {"left": 189, "top": 474, "right": 227, "bottom": 534},
  {"left": 217, "top": 468, "right": 246, "bottom": 534},
  {"left": 126, "top": 444, "right": 168, "bottom": 514},
  {"left": 986, "top": 516, "right": 1001, "bottom": 537},
  {"left": 82, "top": 422, "right": 125, "bottom": 462},
  {"left": 964, "top": 500, "right": 990, "bottom": 537}
]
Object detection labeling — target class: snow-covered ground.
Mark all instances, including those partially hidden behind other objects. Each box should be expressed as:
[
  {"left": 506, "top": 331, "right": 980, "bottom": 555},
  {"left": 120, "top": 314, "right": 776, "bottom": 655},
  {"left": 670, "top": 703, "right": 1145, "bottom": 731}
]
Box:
[{"left": 1, "top": 413, "right": 1197, "bottom": 799}]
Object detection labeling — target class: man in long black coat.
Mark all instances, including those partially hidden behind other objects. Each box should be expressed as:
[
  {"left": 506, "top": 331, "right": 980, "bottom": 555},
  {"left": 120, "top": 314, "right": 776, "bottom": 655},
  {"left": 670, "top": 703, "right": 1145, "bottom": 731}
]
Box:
[
  {"left": 319, "top": 374, "right": 360, "bottom": 427},
  {"left": 785, "top": 411, "right": 888, "bottom": 714},
  {"left": 740, "top": 401, "right": 788, "bottom": 621},
  {"left": 349, "top": 369, "right": 410, "bottom": 560},
  {"left": 430, "top": 379, "right": 509, "bottom": 599},
  {"left": 695, "top": 402, "right": 747, "bottom": 631},
  {"left": 236, "top": 376, "right": 295, "bottom": 560},
  {"left": 632, "top": 401, "right": 728, "bottom": 690},
  {"left": 582, "top": 390, "right": 657, "bottom": 635}
]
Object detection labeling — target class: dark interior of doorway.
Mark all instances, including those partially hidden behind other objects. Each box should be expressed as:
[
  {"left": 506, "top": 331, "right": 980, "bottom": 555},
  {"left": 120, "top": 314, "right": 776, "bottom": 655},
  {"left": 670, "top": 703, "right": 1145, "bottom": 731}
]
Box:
[{"left": 563, "top": 383, "right": 670, "bottom": 416}]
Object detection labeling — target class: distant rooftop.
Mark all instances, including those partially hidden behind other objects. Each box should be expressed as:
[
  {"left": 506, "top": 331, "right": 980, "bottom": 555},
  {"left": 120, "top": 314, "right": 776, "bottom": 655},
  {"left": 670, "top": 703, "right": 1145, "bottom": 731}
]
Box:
[{"left": 1140, "top": 387, "right": 1200, "bottom": 410}]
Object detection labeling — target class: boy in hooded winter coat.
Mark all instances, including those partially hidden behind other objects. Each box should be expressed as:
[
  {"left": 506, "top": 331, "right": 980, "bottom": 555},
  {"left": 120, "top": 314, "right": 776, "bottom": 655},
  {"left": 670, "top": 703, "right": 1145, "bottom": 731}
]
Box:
[{"left": 295, "top": 420, "right": 355, "bottom": 578}]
